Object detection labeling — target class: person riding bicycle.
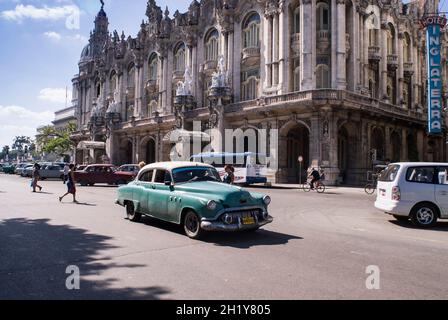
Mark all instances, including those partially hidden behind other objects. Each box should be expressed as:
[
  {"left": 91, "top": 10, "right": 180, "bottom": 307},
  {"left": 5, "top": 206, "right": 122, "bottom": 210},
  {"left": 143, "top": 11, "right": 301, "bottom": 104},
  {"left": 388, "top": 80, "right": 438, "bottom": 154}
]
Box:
[{"left": 309, "top": 168, "right": 321, "bottom": 190}]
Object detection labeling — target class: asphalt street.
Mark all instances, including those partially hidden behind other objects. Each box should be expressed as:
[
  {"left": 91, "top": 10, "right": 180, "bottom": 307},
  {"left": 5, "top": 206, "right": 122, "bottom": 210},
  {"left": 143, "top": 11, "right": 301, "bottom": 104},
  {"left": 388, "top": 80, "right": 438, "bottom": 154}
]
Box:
[{"left": 1, "top": 173, "right": 448, "bottom": 300}]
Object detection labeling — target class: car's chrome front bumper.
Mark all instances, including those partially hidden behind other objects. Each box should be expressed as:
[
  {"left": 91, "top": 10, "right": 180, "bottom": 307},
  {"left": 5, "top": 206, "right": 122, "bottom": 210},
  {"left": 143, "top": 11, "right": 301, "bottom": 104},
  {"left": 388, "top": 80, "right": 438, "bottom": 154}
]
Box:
[{"left": 200, "top": 216, "right": 273, "bottom": 232}]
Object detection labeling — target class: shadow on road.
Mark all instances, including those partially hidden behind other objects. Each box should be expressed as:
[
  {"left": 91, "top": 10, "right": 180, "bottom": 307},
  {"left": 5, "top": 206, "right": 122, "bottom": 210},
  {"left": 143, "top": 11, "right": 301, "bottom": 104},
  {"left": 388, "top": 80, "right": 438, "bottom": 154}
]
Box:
[
  {"left": 389, "top": 220, "right": 448, "bottom": 232},
  {"left": 0, "top": 218, "right": 171, "bottom": 300},
  {"left": 203, "top": 229, "right": 303, "bottom": 248},
  {"left": 139, "top": 216, "right": 302, "bottom": 248}
]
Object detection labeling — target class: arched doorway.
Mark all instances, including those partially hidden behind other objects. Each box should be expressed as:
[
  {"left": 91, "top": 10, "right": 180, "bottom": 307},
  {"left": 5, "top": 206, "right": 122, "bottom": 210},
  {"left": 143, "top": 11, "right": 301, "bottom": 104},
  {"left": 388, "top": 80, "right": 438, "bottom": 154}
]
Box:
[
  {"left": 285, "top": 124, "right": 309, "bottom": 183},
  {"left": 407, "top": 132, "right": 418, "bottom": 161},
  {"left": 145, "top": 139, "right": 156, "bottom": 164},
  {"left": 119, "top": 139, "right": 133, "bottom": 165},
  {"left": 338, "top": 123, "right": 359, "bottom": 184},
  {"left": 371, "top": 127, "right": 385, "bottom": 162},
  {"left": 390, "top": 131, "right": 401, "bottom": 162}
]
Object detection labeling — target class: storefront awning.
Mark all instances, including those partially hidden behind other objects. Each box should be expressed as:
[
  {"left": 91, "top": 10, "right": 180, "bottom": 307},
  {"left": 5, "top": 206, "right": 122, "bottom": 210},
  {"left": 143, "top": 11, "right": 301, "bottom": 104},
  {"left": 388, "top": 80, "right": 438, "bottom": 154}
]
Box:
[{"left": 77, "top": 141, "right": 106, "bottom": 150}]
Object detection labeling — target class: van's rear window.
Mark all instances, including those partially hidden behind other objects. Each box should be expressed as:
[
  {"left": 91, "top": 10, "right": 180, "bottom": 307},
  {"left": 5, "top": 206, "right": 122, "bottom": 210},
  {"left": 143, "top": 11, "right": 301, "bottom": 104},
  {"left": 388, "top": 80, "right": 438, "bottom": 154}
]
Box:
[{"left": 378, "top": 165, "right": 400, "bottom": 182}]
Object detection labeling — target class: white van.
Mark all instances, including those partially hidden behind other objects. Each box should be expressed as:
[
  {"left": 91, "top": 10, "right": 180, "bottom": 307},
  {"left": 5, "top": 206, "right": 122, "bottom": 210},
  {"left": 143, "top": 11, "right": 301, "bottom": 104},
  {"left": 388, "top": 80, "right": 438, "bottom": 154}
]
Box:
[{"left": 375, "top": 162, "right": 448, "bottom": 228}]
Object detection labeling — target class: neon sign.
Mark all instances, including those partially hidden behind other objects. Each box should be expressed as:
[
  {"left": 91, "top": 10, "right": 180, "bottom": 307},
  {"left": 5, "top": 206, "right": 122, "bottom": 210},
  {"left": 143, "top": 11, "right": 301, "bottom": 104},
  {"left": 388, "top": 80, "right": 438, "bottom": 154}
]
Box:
[{"left": 421, "top": 15, "right": 447, "bottom": 135}]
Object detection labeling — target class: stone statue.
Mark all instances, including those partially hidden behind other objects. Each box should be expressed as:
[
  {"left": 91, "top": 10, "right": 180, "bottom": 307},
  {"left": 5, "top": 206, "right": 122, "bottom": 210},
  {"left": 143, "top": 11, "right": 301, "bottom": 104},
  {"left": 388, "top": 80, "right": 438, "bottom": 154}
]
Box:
[
  {"left": 106, "top": 90, "right": 120, "bottom": 114},
  {"left": 176, "top": 67, "right": 193, "bottom": 96},
  {"left": 211, "top": 55, "right": 228, "bottom": 88}
]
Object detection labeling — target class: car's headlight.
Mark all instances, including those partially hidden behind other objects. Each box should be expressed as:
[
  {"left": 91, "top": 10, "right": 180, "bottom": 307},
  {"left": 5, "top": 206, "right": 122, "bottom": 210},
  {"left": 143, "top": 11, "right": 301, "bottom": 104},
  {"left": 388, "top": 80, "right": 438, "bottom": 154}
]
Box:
[
  {"left": 263, "top": 195, "right": 271, "bottom": 206},
  {"left": 206, "top": 200, "right": 217, "bottom": 210}
]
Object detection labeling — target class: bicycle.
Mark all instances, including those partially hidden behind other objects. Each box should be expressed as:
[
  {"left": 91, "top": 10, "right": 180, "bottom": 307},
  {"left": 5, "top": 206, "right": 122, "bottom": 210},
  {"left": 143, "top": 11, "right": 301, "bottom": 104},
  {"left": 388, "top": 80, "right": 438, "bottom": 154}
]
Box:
[
  {"left": 303, "top": 179, "right": 326, "bottom": 193},
  {"left": 364, "top": 174, "right": 378, "bottom": 195}
]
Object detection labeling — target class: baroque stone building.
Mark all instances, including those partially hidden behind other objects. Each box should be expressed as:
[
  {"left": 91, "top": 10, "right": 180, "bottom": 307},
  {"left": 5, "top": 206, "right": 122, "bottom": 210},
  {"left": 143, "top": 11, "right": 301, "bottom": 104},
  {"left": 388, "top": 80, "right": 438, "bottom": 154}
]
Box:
[{"left": 71, "top": 0, "right": 448, "bottom": 185}]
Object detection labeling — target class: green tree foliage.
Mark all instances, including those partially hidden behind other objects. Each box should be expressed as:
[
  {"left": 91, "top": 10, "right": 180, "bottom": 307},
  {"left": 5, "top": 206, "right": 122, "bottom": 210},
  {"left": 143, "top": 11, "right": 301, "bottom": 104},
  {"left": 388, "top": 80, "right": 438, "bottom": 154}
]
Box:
[{"left": 37, "top": 123, "right": 77, "bottom": 156}]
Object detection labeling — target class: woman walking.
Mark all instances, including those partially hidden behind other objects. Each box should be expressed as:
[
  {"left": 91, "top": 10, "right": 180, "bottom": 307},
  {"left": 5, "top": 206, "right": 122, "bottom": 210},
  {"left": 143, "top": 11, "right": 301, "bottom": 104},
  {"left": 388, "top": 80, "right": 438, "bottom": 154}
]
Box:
[
  {"left": 32, "top": 164, "right": 42, "bottom": 193},
  {"left": 59, "top": 164, "right": 77, "bottom": 203}
]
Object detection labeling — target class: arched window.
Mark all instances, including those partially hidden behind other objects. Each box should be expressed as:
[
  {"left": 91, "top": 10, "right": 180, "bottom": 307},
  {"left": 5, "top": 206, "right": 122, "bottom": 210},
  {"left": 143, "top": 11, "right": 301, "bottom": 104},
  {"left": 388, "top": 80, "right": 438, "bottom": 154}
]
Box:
[
  {"left": 148, "top": 53, "right": 158, "bottom": 82},
  {"left": 242, "top": 77, "right": 258, "bottom": 101},
  {"left": 293, "top": 7, "right": 300, "bottom": 34},
  {"left": 174, "top": 43, "right": 186, "bottom": 73},
  {"left": 316, "top": 64, "right": 330, "bottom": 89},
  {"left": 205, "top": 29, "right": 219, "bottom": 62},
  {"left": 110, "top": 71, "right": 117, "bottom": 94},
  {"left": 369, "top": 29, "right": 377, "bottom": 46},
  {"left": 242, "top": 12, "right": 261, "bottom": 49},
  {"left": 316, "top": 3, "right": 330, "bottom": 31},
  {"left": 403, "top": 33, "right": 411, "bottom": 62},
  {"left": 127, "top": 64, "right": 135, "bottom": 89},
  {"left": 294, "top": 67, "right": 300, "bottom": 91},
  {"left": 387, "top": 25, "right": 394, "bottom": 55}
]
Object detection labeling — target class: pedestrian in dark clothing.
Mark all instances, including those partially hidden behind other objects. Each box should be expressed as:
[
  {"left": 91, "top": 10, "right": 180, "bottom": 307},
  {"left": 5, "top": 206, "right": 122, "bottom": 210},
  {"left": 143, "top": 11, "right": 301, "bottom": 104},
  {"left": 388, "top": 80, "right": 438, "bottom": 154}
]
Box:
[
  {"left": 223, "top": 165, "right": 235, "bottom": 184},
  {"left": 32, "top": 164, "right": 42, "bottom": 193},
  {"left": 59, "top": 164, "right": 77, "bottom": 203}
]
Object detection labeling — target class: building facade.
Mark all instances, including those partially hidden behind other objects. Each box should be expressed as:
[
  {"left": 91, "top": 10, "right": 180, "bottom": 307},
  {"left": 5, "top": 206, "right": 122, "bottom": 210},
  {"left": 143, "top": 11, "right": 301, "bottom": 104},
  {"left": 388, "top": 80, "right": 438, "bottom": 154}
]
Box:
[{"left": 71, "top": 0, "right": 448, "bottom": 185}]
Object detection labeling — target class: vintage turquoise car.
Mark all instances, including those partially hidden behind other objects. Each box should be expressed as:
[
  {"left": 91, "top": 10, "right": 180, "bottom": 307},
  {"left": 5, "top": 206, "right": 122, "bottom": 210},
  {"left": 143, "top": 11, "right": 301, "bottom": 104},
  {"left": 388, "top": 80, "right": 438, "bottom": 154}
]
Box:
[
  {"left": 116, "top": 162, "right": 273, "bottom": 239},
  {"left": 2, "top": 164, "right": 16, "bottom": 174}
]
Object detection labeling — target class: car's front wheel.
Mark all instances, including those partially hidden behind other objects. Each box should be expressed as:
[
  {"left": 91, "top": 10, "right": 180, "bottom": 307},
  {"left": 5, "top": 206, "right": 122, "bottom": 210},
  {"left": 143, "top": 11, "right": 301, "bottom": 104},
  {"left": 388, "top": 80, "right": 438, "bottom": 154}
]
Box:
[
  {"left": 126, "top": 202, "right": 141, "bottom": 222},
  {"left": 411, "top": 203, "right": 438, "bottom": 228},
  {"left": 183, "top": 211, "right": 202, "bottom": 239}
]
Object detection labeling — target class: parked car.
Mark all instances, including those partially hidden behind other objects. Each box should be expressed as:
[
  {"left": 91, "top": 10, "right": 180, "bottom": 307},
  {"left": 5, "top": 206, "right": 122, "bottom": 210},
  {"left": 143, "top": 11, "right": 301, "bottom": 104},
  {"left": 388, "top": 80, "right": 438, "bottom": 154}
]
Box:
[
  {"left": 74, "top": 164, "right": 135, "bottom": 186},
  {"left": 116, "top": 162, "right": 273, "bottom": 239},
  {"left": 116, "top": 164, "right": 140, "bottom": 177},
  {"left": 21, "top": 164, "right": 35, "bottom": 177},
  {"left": 39, "top": 164, "right": 64, "bottom": 180},
  {"left": 15, "top": 163, "right": 31, "bottom": 175},
  {"left": 375, "top": 162, "right": 448, "bottom": 228},
  {"left": 2, "top": 164, "right": 16, "bottom": 174}
]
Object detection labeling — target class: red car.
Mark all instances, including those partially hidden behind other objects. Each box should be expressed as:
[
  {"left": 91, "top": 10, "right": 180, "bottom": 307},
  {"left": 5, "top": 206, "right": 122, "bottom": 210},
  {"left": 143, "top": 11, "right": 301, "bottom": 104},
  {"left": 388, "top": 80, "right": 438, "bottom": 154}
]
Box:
[{"left": 74, "top": 164, "right": 134, "bottom": 186}]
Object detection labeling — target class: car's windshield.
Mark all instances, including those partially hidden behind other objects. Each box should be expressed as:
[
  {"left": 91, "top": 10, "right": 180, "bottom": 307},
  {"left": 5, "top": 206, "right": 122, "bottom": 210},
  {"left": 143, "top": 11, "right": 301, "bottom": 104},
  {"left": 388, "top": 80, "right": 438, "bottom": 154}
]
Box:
[{"left": 172, "top": 167, "right": 221, "bottom": 184}]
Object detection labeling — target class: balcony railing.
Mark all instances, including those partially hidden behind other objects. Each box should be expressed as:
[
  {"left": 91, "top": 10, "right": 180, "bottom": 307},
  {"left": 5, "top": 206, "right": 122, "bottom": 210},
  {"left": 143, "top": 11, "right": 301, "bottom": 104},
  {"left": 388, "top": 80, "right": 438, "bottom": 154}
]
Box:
[
  {"left": 387, "top": 54, "right": 398, "bottom": 69},
  {"left": 242, "top": 46, "right": 260, "bottom": 61},
  {"left": 403, "top": 62, "right": 414, "bottom": 76},
  {"left": 290, "top": 33, "right": 301, "bottom": 55},
  {"left": 368, "top": 46, "right": 381, "bottom": 62},
  {"left": 203, "top": 60, "right": 218, "bottom": 73}
]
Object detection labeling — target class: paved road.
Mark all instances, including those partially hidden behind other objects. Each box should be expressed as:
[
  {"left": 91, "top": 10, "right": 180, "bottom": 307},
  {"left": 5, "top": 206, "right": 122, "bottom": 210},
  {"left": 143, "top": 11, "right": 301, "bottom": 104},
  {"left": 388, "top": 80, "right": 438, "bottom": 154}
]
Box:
[{"left": 1, "top": 173, "right": 448, "bottom": 300}]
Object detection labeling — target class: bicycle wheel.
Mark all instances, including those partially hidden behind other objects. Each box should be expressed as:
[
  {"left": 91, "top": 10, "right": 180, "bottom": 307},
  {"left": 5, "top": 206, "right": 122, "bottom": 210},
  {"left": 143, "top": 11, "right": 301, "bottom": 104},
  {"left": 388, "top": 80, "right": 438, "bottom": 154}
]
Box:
[
  {"left": 364, "top": 184, "right": 375, "bottom": 195},
  {"left": 303, "top": 183, "right": 311, "bottom": 192},
  {"left": 316, "top": 183, "right": 326, "bottom": 194}
]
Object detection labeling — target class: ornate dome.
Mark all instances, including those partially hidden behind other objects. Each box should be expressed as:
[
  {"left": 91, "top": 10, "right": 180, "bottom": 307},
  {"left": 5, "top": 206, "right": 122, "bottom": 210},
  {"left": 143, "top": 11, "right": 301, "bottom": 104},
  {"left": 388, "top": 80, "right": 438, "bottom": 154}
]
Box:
[{"left": 79, "top": 43, "right": 92, "bottom": 64}]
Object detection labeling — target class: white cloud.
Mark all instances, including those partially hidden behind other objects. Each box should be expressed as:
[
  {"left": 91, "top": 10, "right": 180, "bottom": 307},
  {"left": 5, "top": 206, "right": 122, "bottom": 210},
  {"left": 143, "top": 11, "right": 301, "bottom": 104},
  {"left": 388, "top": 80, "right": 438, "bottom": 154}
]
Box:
[
  {"left": 0, "top": 105, "right": 54, "bottom": 147},
  {"left": 1, "top": 4, "right": 79, "bottom": 22},
  {"left": 43, "top": 31, "right": 62, "bottom": 41},
  {"left": 38, "top": 88, "right": 72, "bottom": 104},
  {"left": 42, "top": 31, "right": 86, "bottom": 43}
]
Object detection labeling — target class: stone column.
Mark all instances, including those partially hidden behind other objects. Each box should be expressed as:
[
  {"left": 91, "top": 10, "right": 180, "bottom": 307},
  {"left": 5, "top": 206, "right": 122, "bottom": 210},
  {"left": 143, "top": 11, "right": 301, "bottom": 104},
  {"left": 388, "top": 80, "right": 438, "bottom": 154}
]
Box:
[
  {"left": 227, "top": 31, "right": 235, "bottom": 89},
  {"left": 279, "top": 3, "right": 287, "bottom": 93},
  {"left": 363, "top": 18, "right": 370, "bottom": 92},
  {"left": 380, "top": 25, "right": 388, "bottom": 100},
  {"left": 385, "top": 127, "right": 391, "bottom": 160},
  {"left": 266, "top": 15, "right": 273, "bottom": 88},
  {"left": 301, "top": 0, "right": 314, "bottom": 90},
  {"left": 335, "top": 0, "right": 347, "bottom": 89},
  {"left": 401, "top": 128, "right": 408, "bottom": 161},
  {"left": 309, "top": 113, "right": 320, "bottom": 165},
  {"left": 273, "top": 13, "right": 280, "bottom": 86},
  {"left": 397, "top": 33, "right": 404, "bottom": 107},
  {"left": 166, "top": 51, "right": 174, "bottom": 115}
]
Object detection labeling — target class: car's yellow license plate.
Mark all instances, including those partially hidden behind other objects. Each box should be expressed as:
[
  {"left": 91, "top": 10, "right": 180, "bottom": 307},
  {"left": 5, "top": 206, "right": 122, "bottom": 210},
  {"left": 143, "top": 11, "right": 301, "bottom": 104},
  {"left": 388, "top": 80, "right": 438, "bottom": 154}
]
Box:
[{"left": 242, "top": 217, "right": 255, "bottom": 225}]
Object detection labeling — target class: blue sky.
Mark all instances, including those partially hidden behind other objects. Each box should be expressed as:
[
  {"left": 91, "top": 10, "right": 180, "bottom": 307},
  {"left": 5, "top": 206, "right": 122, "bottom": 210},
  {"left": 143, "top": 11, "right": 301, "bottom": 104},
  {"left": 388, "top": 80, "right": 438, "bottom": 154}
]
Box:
[
  {"left": 0, "top": 0, "right": 447, "bottom": 148},
  {"left": 0, "top": 0, "right": 190, "bottom": 148}
]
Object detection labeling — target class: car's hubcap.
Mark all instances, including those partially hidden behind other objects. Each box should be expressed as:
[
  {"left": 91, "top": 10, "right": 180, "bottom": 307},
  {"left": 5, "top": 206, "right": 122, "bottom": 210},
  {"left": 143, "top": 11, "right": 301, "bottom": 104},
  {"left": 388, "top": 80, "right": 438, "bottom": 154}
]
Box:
[
  {"left": 416, "top": 208, "right": 434, "bottom": 225},
  {"left": 186, "top": 214, "right": 199, "bottom": 233}
]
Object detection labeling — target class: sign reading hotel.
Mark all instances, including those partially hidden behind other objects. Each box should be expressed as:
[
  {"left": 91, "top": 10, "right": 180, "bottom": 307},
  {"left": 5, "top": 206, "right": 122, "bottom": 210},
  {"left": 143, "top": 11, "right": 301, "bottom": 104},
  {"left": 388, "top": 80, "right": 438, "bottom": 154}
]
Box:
[{"left": 421, "top": 15, "right": 447, "bottom": 135}]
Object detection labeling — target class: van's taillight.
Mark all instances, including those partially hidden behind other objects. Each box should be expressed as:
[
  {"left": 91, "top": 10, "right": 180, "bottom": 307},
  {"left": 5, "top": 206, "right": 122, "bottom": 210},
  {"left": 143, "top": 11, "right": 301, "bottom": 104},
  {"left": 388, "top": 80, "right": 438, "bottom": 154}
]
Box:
[{"left": 392, "top": 186, "right": 401, "bottom": 201}]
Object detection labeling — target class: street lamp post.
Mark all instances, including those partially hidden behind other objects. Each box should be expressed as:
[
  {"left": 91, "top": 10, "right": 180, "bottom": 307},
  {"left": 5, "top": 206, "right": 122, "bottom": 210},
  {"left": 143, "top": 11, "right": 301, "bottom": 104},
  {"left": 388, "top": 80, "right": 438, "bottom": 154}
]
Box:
[{"left": 298, "top": 156, "right": 304, "bottom": 185}]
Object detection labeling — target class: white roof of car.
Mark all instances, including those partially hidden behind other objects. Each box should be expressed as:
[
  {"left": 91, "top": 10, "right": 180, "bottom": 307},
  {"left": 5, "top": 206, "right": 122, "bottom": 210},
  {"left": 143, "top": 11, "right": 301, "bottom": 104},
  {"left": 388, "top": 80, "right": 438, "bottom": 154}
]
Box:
[
  {"left": 390, "top": 162, "right": 448, "bottom": 167},
  {"left": 142, "top": 161, "right": 214, "bottom": 171}
]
